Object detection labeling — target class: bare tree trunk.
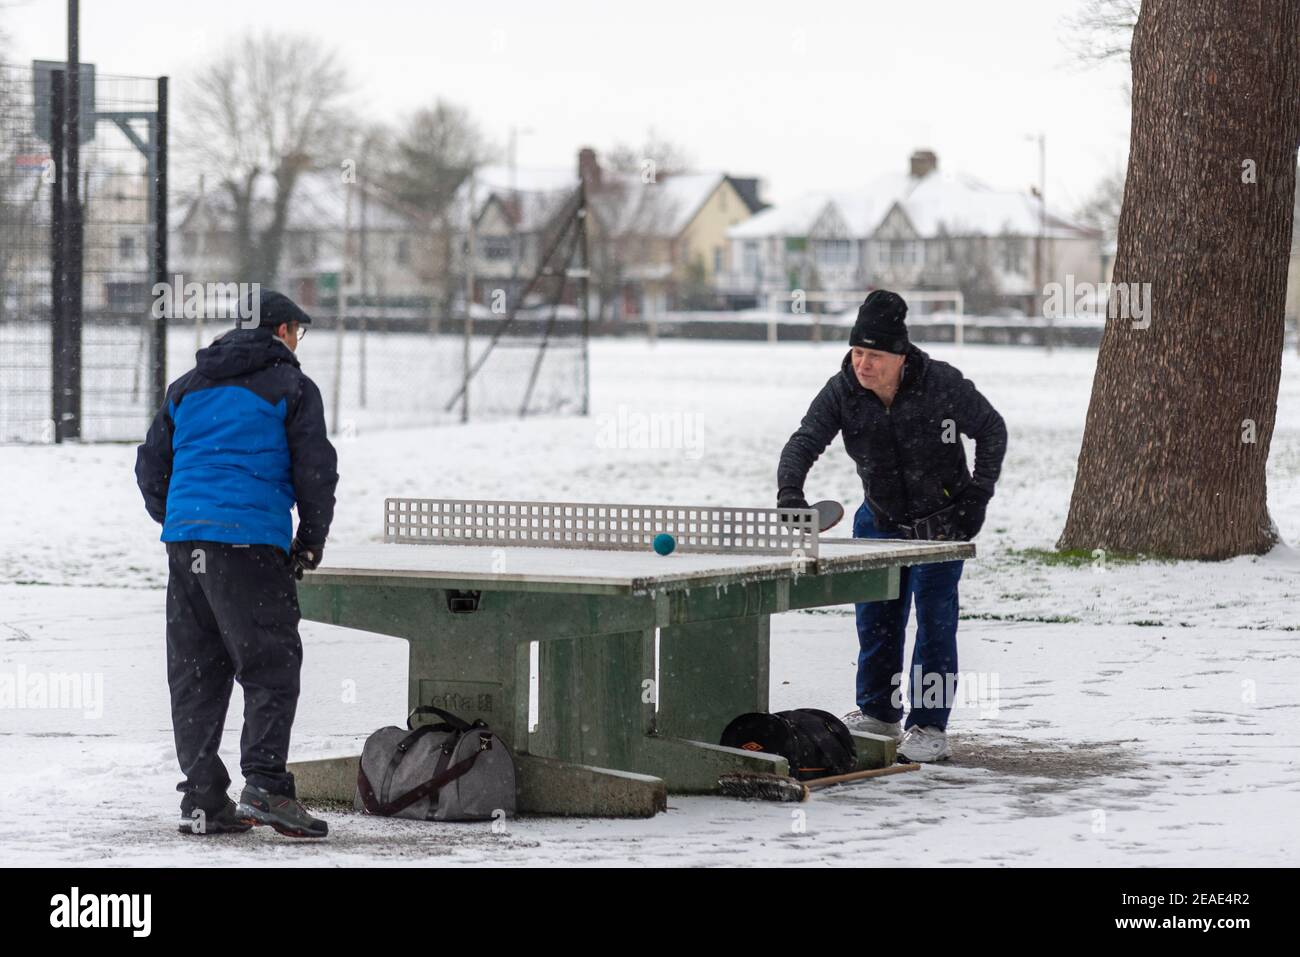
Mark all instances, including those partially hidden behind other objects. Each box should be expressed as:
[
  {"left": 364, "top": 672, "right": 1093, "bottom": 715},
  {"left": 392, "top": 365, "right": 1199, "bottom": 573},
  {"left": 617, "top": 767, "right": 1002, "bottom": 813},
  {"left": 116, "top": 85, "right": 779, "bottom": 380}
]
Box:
[
  {"left": 260, "top": 163, "right": 302, "bottom": 287},
  {"left": 230, "top": 175, "right": 257, "bottom": 282},
  {"left": 1058, "top": 0, "right": 1300, "bottom": 560},
  {"left": 438, "top": 214, "right": 454, "bottom": 332}
]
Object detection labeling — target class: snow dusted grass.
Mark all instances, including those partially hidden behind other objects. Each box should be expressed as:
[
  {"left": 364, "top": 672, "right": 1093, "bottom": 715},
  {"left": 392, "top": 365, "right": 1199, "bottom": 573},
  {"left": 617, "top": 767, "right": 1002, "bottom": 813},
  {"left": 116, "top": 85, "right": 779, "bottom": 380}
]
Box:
[{"left": 1, "top": 338, "right": 1299, "bottom": 865}]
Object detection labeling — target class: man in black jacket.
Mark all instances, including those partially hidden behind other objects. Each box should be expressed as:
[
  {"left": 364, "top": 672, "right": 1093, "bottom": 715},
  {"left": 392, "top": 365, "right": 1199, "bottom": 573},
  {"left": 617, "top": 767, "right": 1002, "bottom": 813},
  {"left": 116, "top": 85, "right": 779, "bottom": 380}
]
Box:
[
  {"left": 135, "top": 290, "right": 338, "bottom": 836},
  {"left": 777, "top": 291, "right": 1006, "bottom": 762}
]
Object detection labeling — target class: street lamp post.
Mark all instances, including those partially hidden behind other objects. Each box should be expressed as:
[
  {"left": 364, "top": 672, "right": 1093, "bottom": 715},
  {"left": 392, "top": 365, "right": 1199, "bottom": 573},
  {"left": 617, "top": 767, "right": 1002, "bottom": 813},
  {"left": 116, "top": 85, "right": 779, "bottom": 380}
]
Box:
[{"left": 1026, "top": 132, "right": 1048, "bottom": 351}]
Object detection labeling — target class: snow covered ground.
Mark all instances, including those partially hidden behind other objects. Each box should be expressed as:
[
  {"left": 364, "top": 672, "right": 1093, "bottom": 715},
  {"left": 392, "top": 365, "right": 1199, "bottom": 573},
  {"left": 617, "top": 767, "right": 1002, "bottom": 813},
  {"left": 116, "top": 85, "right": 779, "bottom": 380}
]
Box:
[{"left": 2, "top": 339, "right": 1299, "bottom": 866}]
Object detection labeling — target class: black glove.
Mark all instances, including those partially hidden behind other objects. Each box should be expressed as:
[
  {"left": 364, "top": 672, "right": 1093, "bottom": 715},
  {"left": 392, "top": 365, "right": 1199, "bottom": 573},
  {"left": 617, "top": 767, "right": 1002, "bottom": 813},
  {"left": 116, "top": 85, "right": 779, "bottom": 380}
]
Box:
[
  {"left": 950, "top": 486, "right": 992, "bottom": 541},
  {"left": 776, "top": 486, "right": 810, "bottom": 510},
  {"left": 289, "top": 537, "right": 324, "bottom": 581}
]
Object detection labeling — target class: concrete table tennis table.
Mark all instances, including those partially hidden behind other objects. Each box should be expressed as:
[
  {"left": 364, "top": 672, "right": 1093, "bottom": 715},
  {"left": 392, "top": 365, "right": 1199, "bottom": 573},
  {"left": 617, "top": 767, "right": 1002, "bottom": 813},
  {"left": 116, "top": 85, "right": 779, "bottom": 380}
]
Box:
[{"left": 288, "top": 499, "right": 973, "bottom": 817}]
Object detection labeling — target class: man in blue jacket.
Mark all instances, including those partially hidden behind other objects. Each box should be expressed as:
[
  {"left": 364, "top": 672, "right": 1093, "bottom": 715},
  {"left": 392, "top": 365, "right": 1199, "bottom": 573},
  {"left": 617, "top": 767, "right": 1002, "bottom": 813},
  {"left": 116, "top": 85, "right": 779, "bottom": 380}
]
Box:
[{"left": 135, "top": 290, "right": 338, "bottom": 838}]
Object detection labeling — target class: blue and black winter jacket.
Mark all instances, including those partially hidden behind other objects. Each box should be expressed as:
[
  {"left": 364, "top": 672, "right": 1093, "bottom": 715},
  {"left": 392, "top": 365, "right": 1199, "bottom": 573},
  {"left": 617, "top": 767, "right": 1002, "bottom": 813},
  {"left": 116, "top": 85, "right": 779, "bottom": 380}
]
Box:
[{"left": 134, "top": 327, "right": 338, "bottom": 553}]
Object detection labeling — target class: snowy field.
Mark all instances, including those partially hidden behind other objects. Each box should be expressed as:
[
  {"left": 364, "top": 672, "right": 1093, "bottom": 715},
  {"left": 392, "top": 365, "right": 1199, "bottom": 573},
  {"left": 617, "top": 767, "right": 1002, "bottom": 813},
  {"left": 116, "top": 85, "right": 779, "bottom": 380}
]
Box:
[
  {"left": 0, "top": 320, "right": 586, "bottom": 442},
  {"left": 2, "top": 338, "right": 1299, "bottom": 866}
]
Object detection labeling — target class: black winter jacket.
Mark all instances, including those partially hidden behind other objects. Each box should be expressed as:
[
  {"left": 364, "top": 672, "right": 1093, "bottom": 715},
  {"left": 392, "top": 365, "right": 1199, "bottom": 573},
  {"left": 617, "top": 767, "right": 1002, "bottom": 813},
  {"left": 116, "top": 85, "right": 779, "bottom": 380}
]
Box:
[{"left": 778, "top": 346, "right": 1007, "bottom": 532}]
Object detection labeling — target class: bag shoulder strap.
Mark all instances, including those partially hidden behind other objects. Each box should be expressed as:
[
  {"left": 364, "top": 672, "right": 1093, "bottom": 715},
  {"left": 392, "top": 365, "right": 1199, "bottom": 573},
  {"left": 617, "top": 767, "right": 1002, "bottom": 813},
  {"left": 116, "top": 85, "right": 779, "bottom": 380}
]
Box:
[
  {"left": 378, "top": 742, "right": 487, "bottom": 817},
  {"left": 407, "top": 704, "right": 474, "bottom": 732},
  {"left": 359, "top": 723, "right": 454, "bottom": 814},
  {"left": 359, "top": 731, "right": 494, "bottom": 817}
]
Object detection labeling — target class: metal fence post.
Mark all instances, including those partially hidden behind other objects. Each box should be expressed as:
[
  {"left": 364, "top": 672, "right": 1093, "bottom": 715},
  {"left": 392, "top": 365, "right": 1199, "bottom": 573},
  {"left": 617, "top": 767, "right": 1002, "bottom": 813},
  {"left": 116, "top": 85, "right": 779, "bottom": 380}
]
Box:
[
  {"left": 50, "top": 69, "right": 66, "bottom": 442},
  {"left": 64, "top": 0, "right": 83, "bottom": 439},
  {"left": 153, "top": 75, "right": 168, "bottom": 412}
]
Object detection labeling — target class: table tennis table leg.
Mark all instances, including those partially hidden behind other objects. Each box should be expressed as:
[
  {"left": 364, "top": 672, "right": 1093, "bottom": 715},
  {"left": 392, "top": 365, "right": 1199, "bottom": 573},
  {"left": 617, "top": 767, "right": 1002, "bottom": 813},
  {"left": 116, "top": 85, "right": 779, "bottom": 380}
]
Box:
[
  {"left": 531, "top": 627, "right": 656, "bottom": 769},
  {"left": 656, "top": 614, "right": 770, "bottom": 743},
  {"left": 528, "top": 615, "right": 793, "bottom": 793},
  {"left": 408, "top": 627, "right": 531, "bottom": 751}
]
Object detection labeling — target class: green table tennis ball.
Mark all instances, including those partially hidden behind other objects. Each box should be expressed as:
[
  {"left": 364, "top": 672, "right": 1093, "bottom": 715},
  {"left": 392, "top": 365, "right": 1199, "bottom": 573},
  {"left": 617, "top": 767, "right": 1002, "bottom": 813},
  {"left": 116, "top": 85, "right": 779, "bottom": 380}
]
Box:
[{"left": 653, "top": 533, "right": 676, "bottom": 556}]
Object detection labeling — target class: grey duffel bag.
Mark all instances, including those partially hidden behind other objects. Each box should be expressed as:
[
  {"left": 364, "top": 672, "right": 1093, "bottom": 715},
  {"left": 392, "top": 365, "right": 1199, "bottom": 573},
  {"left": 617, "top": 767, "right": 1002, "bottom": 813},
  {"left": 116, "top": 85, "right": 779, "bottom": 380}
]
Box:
[{"left": 355, "top": 705, "right": 517, "bottom": 821}]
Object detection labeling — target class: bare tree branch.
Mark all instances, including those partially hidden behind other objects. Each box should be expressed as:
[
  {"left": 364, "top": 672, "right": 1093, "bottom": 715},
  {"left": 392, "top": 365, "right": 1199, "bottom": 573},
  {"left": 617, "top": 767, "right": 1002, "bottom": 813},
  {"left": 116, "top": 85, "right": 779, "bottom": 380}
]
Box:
[
  {"left": 178, "top": 31, "right": 353, "bottom": 284},
  {"left": 382, "top": 100, "right": 492, "bottom": 218},
  {"left": 1063, "top": 0, "right": 1141, "bottom": 64},
  {"left": 605, "top": 129, "right": 692, "bottom": 178},
  {"left": 377, "top": 99, "right": 493, "bottom": 321},
  {"left": 1075, "top": 164, "right": 1128, "bottom": 241}
]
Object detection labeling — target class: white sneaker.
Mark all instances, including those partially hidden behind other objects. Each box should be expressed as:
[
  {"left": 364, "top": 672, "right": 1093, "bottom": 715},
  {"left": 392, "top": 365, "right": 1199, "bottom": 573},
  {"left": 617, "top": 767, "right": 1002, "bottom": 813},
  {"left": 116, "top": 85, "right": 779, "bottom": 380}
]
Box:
[
  {"left": 841, "top": 710, "right": 903, "bottom": 742},
  {"left": 897, "top": 725, "right": 951, "bottom": 763}
]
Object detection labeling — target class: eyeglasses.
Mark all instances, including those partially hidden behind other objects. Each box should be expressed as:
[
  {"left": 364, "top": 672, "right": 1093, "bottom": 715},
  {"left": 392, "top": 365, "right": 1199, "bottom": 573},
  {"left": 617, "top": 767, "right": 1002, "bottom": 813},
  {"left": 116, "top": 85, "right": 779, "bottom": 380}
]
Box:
[{"left": 296, "top": 325, "right": 308, "bottom": 340}]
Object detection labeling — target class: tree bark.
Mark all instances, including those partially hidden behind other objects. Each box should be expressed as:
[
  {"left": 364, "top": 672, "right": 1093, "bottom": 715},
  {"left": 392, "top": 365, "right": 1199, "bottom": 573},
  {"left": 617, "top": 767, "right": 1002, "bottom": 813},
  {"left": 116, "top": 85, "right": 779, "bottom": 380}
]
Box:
[{"left": 1058, "top": 0, "right": 1300, "bottom": 560}]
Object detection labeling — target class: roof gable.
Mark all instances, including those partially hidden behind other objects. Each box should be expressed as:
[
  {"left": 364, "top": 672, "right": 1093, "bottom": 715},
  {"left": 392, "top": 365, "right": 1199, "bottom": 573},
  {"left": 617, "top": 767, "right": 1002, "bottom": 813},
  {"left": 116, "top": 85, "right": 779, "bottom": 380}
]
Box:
[{"left": 730, "top": 167, "right": 1095, "bottom": 243}]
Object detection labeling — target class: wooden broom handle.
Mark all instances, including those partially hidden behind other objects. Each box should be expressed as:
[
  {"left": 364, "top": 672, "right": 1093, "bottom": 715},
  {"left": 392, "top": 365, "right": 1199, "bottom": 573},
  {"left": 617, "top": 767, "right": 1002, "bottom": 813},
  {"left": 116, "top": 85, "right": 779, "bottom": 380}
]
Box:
[{"left": 804, "top": 762, "right": 922, "bottom": 791}]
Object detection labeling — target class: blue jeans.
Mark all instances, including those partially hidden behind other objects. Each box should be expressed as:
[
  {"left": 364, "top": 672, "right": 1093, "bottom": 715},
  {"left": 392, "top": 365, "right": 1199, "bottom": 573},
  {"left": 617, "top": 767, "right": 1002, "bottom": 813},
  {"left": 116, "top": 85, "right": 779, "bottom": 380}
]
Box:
[{"left": 853, "top": 501, "right": 964, "bottom": 731}]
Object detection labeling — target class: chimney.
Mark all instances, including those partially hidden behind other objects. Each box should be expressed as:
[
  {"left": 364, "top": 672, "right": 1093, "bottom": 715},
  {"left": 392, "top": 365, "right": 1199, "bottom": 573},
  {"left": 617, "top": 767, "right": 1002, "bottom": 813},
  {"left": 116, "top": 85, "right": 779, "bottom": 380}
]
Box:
[
  {"left": 578, "top": 147, "right": 602, "bottom": 189},
  {"left": 909, "top": 149, "right": 938, "bottom": 179}
]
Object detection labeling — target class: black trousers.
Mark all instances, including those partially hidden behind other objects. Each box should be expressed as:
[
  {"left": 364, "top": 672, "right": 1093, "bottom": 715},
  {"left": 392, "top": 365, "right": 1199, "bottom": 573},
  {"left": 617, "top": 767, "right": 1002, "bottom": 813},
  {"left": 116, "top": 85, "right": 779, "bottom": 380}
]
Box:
[{"left": 165, "top": 541, "right": 302, "bottom": 812}]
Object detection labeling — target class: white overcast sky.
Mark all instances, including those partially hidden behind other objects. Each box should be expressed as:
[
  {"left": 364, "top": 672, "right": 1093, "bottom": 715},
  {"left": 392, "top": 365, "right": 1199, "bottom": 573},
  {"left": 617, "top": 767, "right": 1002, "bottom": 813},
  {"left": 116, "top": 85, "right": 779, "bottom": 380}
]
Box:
[{"left": 3, "top": 0, "right": 1132, "bottom": 212}]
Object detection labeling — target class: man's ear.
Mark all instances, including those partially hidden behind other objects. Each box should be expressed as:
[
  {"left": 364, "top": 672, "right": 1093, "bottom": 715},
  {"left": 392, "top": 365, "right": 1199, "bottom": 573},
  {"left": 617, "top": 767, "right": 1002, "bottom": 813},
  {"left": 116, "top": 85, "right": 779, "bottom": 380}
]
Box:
[{"left": 276, "top": 322, "right": 289, "bottom": 340}]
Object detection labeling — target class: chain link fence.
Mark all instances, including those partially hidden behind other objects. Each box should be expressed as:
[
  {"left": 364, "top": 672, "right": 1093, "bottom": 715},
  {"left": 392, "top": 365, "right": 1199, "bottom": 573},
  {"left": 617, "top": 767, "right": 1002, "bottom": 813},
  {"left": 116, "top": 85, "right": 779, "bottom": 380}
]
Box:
[
  {"left": 0, "top": 62, "right": 165, "bottom": 443},
  {"left": 0, "top": 63, "right": 54, "bottom": 441}
]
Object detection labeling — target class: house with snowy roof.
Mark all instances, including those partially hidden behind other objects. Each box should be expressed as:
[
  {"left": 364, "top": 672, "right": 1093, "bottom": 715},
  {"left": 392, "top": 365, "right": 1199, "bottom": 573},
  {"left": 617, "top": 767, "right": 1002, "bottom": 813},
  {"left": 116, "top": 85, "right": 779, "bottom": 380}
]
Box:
[
  {"left": 0, "top": 159, "right": 158, "bottom": 318},
  {"left": 170, "top": 149, "right": 769, "bottom": 324},
  {"left": 723, "top": 150, "right": 1104, "bottom": 315},
  {"left": 575, "top": 148, "right": 766, "bottom": 318},
  {"left": 447, "top": 163, "right": 579, "bottom": 313},
  {"left": 170, "top": 169, "right": 434, "bottom": 312},
  {"left": 445, "top": 152, "right": 764, "bottom": 319}
]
